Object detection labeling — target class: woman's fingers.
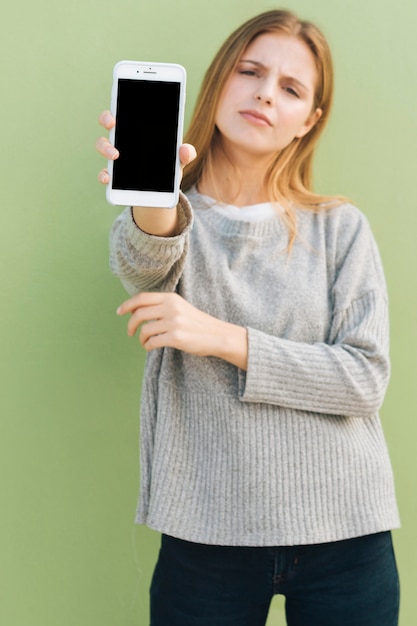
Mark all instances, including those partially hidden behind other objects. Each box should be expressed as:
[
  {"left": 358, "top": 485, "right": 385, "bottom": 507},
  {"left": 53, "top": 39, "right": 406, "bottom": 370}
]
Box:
[
  {"left": 98, "top": 168, "right": 109, "bottom": 184},
  {"left": 117, "top": 293, "right": 165, "bottom": 337},
  {"left": 126, "top": 304, "right": 163, "bottom": 337},
  {"left": 99, "top": 110, "right": 116, "bottom": 130},
  {"left": 95, "top": 136, "right": 119, "bottom": 160},
  {"left": 96, "top": 132, "right": 119, "bottom": 184},
  {"left": 96, "top": 112, "right": 118, "bottom": 184},
  {"left": 117, "top": 292, "right": 162, "bottom": 316},
  {"left": 139, "top": 319, "right": 167, "bottom": 348},
  {"left": 179, "top": 143, "right": 197, "bottom": 167}
]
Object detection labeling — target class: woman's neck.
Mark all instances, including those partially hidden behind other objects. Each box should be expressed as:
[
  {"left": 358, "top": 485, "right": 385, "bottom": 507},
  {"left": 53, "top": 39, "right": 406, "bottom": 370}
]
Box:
[
  {"left": 198, "top": 178, "right": 268, "bottom": 207},
  {"left": 198, "top": 144, "right": 274, "bottom": 207}
]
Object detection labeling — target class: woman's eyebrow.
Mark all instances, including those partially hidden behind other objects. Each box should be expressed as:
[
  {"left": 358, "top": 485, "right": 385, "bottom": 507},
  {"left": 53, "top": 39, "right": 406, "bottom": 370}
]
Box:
[{"left": 239, "top": 59, "right": 265, "bottom": 67}]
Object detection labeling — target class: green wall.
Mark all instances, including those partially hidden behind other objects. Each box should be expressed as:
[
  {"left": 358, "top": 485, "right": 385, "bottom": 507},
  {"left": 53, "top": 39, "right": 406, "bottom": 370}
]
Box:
[{"left": 1, "top": 0, "right": 415, "bottom": 624}]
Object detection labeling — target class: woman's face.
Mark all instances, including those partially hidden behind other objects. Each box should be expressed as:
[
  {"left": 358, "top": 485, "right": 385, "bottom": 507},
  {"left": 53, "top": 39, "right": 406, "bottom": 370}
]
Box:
[{"left": 215, "top": 32, "right": 322, "bottom": 161}]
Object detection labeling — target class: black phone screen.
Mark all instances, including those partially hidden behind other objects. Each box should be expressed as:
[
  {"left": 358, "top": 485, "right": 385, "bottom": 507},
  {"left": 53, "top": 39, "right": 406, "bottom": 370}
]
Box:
[{"left": 112, "top": 79, "right": 181, "bottom": 193}]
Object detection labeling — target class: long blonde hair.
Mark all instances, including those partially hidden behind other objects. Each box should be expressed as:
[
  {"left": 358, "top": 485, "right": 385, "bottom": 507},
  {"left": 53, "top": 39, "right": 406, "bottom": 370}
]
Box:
[{"left": 182, "top": 9, "right": 346, "bottom": 248}]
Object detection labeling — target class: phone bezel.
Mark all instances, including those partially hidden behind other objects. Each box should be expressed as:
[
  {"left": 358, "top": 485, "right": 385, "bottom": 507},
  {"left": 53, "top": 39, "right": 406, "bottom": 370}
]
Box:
[{"left": 106, "top": 61, "right": 186, "bottom": 208}]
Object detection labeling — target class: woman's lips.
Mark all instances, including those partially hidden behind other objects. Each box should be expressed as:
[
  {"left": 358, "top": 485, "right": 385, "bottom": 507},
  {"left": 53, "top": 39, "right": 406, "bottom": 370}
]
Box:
[{"left": 239, "top": 109, "right": 272, "bottom": 126}]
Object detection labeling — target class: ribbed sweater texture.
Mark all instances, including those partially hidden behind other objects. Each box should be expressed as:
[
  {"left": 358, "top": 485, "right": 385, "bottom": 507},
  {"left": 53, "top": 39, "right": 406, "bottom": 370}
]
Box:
[{"left": 109, "top": 188, "right": 400, "bottom": 546}]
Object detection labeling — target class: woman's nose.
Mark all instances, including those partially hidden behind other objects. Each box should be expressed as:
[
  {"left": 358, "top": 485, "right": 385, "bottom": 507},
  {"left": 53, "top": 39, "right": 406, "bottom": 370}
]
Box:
[
  {"left": 256, "top": 93, "right": 273, "bottom": 105},
  {"left": 255, "top": 80, "right": 274, "bottom": 105}
]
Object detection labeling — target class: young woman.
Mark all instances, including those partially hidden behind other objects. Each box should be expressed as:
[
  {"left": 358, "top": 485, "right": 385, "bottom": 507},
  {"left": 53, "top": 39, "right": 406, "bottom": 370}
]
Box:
[{"left": 96, "top": 10, "right": 400, "bottom": 626}]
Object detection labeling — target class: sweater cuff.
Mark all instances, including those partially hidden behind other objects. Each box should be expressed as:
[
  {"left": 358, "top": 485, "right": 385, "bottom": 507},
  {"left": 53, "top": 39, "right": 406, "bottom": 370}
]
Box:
[{"left": 176, "top": 191, "right": 193, "bottom": 233}]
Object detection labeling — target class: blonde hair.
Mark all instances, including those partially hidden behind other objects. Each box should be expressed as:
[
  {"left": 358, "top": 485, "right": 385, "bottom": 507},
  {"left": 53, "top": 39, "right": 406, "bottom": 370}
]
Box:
[{"left": 182, "top": 9, "right": 346, "bottom": 249}]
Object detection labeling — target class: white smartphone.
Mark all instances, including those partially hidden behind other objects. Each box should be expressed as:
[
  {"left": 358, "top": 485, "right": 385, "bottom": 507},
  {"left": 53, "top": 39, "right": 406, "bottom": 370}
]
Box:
[{"left": 106, "top": 60, "right": 186, "bottom": 208}]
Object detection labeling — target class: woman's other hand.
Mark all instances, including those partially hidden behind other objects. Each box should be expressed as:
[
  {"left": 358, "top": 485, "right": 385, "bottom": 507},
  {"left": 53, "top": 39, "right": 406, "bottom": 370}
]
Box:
[{"left": 116, "top": 292, "right": 248, "bottom": 370}]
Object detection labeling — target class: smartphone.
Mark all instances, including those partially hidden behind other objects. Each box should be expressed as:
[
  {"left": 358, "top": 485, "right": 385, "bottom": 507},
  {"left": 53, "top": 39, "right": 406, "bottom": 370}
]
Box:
[{"left": 106, "top": 60, "right": 186, "bottom": 208}]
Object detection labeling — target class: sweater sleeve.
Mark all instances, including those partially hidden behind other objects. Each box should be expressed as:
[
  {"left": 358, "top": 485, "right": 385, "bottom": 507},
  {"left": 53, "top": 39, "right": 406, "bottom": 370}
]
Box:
[
  {"left": 109, "top": 192, "right": 193, "bottom": 295},
  {"left": 238, "top": 210, "right": 391, "bottom": 419}
]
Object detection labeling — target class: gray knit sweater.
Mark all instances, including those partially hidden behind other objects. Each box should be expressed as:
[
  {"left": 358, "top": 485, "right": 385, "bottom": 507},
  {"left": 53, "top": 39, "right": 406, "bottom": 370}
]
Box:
[{"left": 109, "top": 187, "right": 400, "bottom": 546}]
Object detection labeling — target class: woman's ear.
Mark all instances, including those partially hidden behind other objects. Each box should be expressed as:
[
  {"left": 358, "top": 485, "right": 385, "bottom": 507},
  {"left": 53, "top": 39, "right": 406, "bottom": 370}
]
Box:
[{"left": 295, "top": 107, "right": 323, "bottom": 139}]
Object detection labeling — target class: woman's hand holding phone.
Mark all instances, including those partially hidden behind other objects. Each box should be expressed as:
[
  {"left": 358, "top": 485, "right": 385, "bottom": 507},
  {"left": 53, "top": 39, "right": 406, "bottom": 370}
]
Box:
[
  {"left": 96, "top": 110, "right": 196, "bottom": 236},
  {"left": 96, "top": 110, "right": 119, "bottom": 184}
]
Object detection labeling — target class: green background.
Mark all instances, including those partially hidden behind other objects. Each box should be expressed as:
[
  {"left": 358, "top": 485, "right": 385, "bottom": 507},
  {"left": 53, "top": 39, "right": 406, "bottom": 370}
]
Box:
[{"left": 1, "top": 0, "right": 415, "bottom": 624}]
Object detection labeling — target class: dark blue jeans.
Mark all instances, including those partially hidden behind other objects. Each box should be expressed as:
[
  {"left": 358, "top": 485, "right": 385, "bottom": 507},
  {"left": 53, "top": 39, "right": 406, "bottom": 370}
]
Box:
[{"left": 150, "top": 531, "right": 399, "bottom": 625}]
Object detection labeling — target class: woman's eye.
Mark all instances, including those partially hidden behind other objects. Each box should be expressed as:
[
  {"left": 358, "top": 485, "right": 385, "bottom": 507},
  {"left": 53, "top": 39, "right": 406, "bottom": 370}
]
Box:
[
  {"left": 284, "top": 86, "right": 299, "bottom": 98},
  {"left": 240, "top": 69, "right": 258, "bottom": 77}
]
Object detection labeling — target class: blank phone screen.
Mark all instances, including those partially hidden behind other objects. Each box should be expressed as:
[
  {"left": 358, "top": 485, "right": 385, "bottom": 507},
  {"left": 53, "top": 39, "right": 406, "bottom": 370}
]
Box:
[{"left": 112, "top": 79, "right": 181, "bottom": 192}]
